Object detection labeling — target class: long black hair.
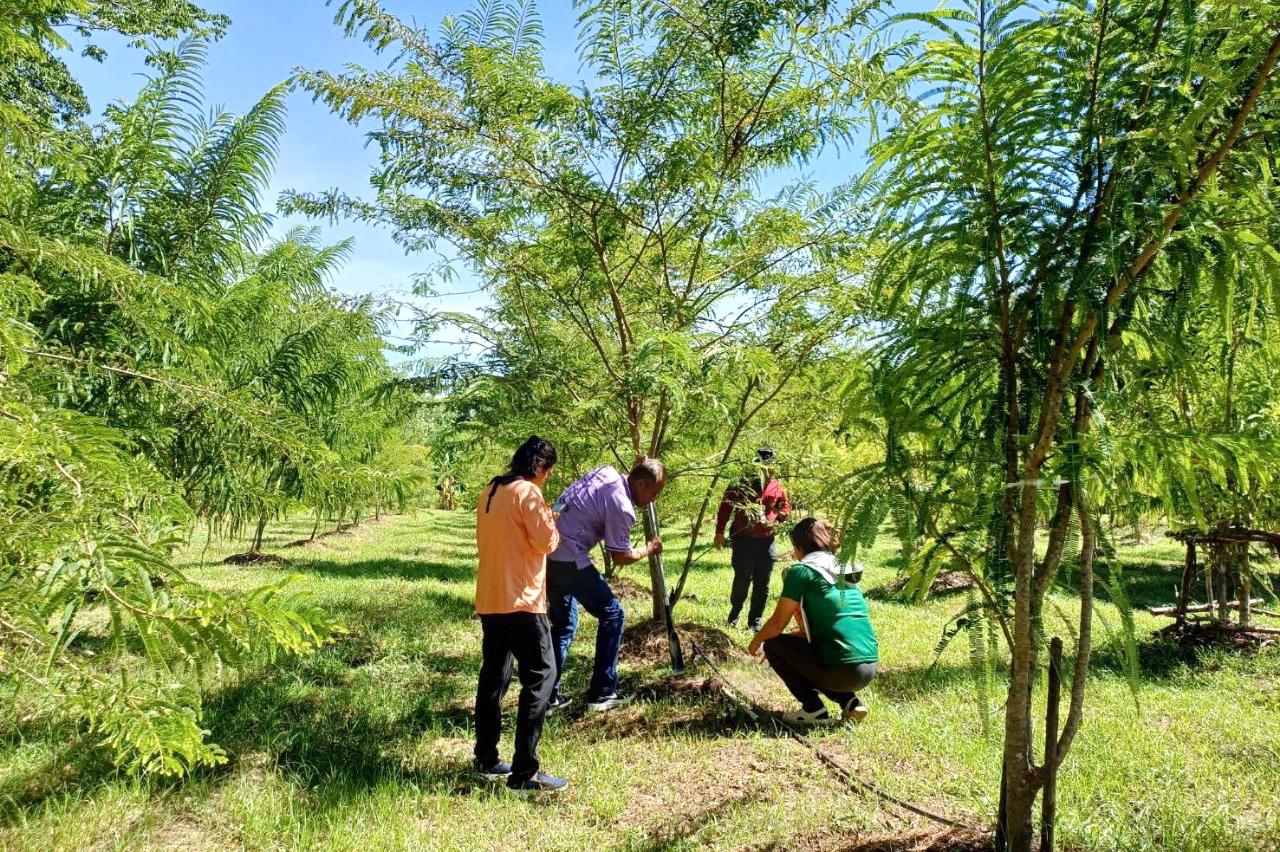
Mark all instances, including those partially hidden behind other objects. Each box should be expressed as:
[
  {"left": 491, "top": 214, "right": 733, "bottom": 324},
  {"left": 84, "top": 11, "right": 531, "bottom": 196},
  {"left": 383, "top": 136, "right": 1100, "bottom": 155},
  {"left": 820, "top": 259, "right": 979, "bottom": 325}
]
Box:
[{"left": 485, "top": 436, "right": 558, "bottom": 512}]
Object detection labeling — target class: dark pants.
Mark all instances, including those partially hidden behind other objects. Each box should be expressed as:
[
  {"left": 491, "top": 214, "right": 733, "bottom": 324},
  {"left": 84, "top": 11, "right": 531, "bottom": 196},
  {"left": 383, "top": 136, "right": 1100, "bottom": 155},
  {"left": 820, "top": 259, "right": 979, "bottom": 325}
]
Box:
[
  {"left": 763, "top": 634, "right": 877, "bottom": 712},
  {"left": 547, "top": 560, "right": 625, "bottom": 700},
  {"left": 474, "top": 612, "right": 555, "bottom": 783},
  {"left": 728, "top": 537, "right": 776, "bottom": 625}
]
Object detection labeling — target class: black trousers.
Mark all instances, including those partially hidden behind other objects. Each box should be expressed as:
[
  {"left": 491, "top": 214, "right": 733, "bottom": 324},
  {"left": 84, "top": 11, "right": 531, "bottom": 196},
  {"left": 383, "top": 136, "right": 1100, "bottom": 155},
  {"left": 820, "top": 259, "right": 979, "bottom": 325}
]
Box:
[
  {"left": 728, "top": 537, "right": 776, "bottom": 625},
  {"left": 763, "top": 633, "right": 877, "bottom": 712},
  {"left": 474, "top": 611, "right": 556, "bottom": 782}
]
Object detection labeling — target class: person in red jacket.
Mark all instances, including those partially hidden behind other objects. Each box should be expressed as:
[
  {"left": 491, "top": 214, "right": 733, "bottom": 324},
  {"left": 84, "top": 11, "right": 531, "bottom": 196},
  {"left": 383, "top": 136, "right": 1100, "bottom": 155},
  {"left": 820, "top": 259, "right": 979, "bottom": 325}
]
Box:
[{"left": 714, "top": 448, "right": 791, "bottom": 630}]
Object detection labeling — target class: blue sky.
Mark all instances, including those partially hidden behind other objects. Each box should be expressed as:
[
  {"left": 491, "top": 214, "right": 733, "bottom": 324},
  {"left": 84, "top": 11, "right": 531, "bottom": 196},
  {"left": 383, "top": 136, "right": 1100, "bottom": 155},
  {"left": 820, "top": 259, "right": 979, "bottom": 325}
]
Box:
[
  {"left": 62, "top": 0, "right": 862, "bottom": 362},
  {"left": 64, "top": 1, "right": 585, "bottom": 358}
]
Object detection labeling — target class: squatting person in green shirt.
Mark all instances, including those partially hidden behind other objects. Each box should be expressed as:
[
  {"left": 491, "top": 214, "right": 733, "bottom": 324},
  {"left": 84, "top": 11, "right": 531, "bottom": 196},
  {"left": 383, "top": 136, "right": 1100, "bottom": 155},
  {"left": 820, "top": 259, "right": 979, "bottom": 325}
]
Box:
[{"left": 747, "top": 518, "right": 878, "bottom": 725}]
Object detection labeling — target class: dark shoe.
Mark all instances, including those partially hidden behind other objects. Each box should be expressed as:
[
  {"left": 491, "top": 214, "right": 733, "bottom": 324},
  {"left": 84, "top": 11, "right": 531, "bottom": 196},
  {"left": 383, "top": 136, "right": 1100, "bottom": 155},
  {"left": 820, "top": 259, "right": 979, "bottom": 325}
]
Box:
[
  {"left": 780, "top": 706, "right": 832, "bottom": 726},
  {"left": 842, "top": 695, "right": 869, "bottom": 723},
  {"left": 727, "top": 615, "right": 739, "bottom": 629},
  {"left": 508, "top": 771, "right": 569, "bottom": 793},
  {"left": 747, "top": 620, "right": 763, "bottom": 632},
  {"left": 547, "top": 694, "right": 573, "bottom": 713},
  {"left": 587, "top": 691, "right": 633, "bottom": 712},
  {"left": 473, "top": 758, "right": 512, "bottom": 779}
]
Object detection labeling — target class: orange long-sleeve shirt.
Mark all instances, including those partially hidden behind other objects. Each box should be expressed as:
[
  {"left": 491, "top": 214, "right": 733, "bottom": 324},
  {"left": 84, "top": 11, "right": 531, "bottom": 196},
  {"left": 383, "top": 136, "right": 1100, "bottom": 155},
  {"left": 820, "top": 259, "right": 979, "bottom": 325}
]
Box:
[{"left": 475, "top": 478, "right": 560, "bottom": 615}]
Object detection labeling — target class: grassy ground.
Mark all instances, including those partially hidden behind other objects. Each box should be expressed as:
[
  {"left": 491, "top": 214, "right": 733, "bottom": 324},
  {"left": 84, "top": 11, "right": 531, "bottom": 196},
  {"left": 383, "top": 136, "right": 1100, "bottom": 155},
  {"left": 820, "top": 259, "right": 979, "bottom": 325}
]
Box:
[{"left": 3, "top": 509, "right": 1280, "bottom": 851}]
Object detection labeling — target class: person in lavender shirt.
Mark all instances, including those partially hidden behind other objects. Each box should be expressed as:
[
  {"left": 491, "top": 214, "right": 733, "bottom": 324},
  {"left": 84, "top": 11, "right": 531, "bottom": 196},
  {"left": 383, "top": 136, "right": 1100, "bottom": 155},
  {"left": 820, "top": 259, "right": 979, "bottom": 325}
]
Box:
[{"left": 546, "top": 458, "right": 666, "bottom": 712}]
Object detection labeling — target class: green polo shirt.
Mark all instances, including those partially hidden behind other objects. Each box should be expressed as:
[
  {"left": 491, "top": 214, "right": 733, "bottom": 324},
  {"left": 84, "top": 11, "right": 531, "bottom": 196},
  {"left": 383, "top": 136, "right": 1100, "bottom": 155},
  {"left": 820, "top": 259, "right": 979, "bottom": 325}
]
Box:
[{"left": 780, "top": 562, "right": 879, "bottom": 667}]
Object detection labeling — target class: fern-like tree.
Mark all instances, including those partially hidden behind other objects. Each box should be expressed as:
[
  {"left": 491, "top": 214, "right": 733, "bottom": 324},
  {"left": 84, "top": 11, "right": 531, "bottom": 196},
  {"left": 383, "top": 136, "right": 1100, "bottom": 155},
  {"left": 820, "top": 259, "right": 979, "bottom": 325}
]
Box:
[
  {"left": 851, "top": 1, "right": 1280, "bottom": 847},
  {"left": 290, "top": 0, "right": 871, "bottom": 616},
  {"left": 1, "top": 24, "right": 410, "bottom": 772}
]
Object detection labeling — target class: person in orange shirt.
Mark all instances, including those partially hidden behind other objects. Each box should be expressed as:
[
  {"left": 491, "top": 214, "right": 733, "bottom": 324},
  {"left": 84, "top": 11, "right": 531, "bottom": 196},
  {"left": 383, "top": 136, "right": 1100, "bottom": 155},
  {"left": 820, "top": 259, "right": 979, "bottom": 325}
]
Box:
[{"left": 473, "top": 436, "right": 566, "bottom": 792}]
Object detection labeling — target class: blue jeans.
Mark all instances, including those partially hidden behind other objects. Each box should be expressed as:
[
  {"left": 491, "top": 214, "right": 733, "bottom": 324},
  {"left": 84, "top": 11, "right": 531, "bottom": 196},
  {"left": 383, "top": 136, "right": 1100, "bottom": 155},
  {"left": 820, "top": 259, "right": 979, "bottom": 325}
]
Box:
[{"left": 547, "top": 560, "right": 625, "bottom": 700}]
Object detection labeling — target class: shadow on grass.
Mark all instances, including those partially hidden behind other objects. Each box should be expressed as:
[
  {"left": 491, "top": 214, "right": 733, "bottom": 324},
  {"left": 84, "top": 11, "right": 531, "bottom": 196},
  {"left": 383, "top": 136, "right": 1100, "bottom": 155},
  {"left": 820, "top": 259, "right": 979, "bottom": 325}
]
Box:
[
  {"left": 296, "top": 555, "right": 475, "bottom": 583},
  {"left": 871, "top": 662, "right": 992, "bottom": 703}
]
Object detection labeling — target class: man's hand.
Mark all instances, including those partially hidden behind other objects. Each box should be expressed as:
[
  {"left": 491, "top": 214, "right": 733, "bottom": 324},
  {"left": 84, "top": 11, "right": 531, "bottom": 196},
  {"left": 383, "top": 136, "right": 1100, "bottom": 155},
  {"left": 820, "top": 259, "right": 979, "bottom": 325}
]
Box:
[
  {"left": 747, "top": 634, "right": 763, "bottom": 656},
  {"left": 713, "top": 532, "right": 725, "bottom": 549},
  {"left": 646, "top": 536, "right": 663, "bottom": 556}
]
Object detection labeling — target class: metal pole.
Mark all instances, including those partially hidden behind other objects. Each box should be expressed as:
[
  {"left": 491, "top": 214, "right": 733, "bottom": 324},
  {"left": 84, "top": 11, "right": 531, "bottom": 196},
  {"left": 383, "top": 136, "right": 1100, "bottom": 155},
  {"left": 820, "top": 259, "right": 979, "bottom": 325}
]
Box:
[{"left": 643, "top": 502, "right": 684, "bottom": 673}]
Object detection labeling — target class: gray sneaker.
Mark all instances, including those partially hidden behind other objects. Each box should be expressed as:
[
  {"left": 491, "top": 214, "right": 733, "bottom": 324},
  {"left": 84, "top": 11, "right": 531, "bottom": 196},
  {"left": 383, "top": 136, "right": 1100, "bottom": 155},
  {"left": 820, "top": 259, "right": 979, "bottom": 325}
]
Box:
[
  {"left": 508, "top": 771, "right": 568, "bottom": 793},
  {"left": 473, "top": 758, "right": 512, "bottom": 779}
]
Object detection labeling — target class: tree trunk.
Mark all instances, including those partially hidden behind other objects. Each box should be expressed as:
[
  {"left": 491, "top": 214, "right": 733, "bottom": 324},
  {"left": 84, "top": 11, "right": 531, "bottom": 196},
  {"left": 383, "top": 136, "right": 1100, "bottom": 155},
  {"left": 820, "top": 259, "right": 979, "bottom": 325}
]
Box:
[
  {"left": 999, "top": 539, "right": 1039, "bottom": 852},
  {"left": 252, "top": 515, "right": 268, "bottom": 553},
  {"left": 1041, "top": 637, "right": 1064, "bottom": 852},
  {"left": 311, "top": 509, "right": 322, "bottom": 541}
]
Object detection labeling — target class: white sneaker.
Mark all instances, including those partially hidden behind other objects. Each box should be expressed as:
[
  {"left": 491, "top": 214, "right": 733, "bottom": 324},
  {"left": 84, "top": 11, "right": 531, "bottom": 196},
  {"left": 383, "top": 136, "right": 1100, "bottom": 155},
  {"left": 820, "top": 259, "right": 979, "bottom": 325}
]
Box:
[
  {"left": 780, "top": 707, "right": 832, "bottom": 726},
  {"left": 587, "top": 692, "right": 633, "bottom": 712}
]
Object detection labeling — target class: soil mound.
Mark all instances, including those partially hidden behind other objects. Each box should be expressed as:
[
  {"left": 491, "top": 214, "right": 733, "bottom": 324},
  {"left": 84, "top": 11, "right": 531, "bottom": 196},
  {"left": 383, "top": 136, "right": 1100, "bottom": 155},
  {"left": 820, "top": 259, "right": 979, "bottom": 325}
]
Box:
[
  {"left": 880, "top": 571, "right": 976, "bottom": 597},
  {"left": 285, "top": 537, "right": 333, "bottom": 550},
  {"left": 610, "top": 576, "right": 653, "bottom": 601},
  {"left": 636, "top": 674, "right": 724, "bottom": 701},
  {"left": 621, "top": 619, "right": 736, "bottom": 666},
  {"left": 221, "top": 551, "right": 292, "bottom": 566},
  {"left": 1152, "top": 620, "right": 1278, "bottom": 659}
]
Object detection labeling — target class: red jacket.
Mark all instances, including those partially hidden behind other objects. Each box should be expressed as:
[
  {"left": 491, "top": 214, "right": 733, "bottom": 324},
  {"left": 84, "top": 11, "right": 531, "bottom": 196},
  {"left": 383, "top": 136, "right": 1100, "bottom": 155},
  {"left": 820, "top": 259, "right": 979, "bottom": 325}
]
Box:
[{"left": 715, "top": 477, "right": 790, "bottom": 540}]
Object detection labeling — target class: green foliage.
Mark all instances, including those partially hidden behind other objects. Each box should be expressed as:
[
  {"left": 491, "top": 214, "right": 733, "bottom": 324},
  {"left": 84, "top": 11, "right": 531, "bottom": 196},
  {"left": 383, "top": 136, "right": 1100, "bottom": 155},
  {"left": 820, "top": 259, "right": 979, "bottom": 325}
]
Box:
[
  {"left": 0, "top": 0, "right": 228, "bottom": 129},
  {"left": 847, "top": 0, "right": 1280, "bottom": 841},
  {"left": 0, "top": 17, "right": 418, "bottom": 775},
  {"left": 293, "top": 0, "right": 879, "bottom": 603}
]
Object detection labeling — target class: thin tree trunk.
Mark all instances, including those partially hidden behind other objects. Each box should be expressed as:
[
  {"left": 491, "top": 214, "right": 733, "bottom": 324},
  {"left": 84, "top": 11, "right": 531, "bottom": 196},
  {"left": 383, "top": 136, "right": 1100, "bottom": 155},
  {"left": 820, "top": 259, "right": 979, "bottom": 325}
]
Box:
[
  {"left": 994, "top": 759, "right": 1009, "bottom": 852},
  {"left": 252, "top": 515, "right": 268, "bottom": 553},
  {"left": 1041, "top": 637, "right": 1064, "bottom": 852}
]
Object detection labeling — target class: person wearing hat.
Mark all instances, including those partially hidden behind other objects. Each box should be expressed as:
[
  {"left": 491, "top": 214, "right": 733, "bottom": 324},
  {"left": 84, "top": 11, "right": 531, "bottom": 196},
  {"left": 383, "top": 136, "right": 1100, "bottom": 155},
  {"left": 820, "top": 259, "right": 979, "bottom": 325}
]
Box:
[{"left": 714, "top": 448, "right": 791, "bottom": 630}]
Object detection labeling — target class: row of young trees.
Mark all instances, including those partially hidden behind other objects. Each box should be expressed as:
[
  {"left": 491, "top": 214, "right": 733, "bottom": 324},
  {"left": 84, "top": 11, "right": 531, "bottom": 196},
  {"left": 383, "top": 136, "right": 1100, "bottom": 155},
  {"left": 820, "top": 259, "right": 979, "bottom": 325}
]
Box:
[
  {"left": 301, "top": 0, "right": 1280, "bottom": 847},
  {"left": 2, "top": 6, "right": 425, "bottom": 773}
]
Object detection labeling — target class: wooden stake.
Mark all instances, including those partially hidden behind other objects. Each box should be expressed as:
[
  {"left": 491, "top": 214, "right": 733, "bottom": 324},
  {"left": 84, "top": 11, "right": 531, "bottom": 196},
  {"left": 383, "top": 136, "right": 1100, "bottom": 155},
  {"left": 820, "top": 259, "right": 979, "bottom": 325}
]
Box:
[
  {"left": 1238, "top": 554, "right": 1251, "bottom": 628},
  {"left": 1216, "top": 549, "right": 1230, "bottom": 627},
  {"left": 1176, "top": 542, "right": 1195, "bottom": 628}
]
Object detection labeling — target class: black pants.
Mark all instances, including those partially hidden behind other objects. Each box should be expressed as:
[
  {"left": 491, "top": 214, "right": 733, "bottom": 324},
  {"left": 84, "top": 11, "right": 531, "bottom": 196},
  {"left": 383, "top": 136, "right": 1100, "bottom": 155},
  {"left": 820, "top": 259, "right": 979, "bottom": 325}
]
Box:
[
  {"left": 763, "top": 633, "right": 877, "bottom": 712},
  {"left": 474, "top": 612, "right": 556, "bottom": 783},
  {"left": 728, "top": 537, "right": 776, "bottom": 625}
]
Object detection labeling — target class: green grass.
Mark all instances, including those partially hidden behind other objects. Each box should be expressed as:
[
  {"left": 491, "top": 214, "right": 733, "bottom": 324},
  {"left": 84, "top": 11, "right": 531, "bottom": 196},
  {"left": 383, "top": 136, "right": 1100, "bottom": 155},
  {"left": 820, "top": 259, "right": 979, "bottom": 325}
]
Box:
[{"left": 3, "top": 510, "right": 1280, "bottom": 850}]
